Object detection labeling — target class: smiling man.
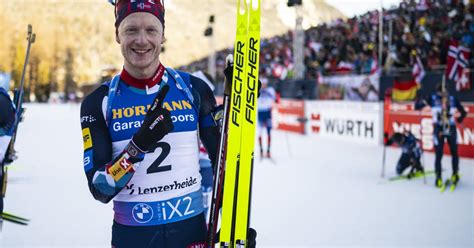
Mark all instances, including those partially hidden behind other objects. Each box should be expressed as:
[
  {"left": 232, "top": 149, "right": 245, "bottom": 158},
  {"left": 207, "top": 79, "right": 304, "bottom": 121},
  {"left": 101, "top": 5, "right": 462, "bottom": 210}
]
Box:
[{"left": 80, "top": 0, "right": 225, "bottom": 247}]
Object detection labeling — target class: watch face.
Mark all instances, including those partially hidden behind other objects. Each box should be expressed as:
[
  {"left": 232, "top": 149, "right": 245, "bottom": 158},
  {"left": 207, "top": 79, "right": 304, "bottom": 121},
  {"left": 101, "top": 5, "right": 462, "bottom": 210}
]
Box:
[{"left": 127, "top": 144, "right": 139, "bottom": 157}]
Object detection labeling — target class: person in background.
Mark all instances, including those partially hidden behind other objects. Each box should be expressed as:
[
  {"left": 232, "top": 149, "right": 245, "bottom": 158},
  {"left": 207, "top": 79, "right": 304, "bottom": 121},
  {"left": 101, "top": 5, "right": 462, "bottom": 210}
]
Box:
[
  {"left": 0, "top": 85, "right": 15, "bottom": 225},
  {"left": 257, "top": 78, "right": 276, "bottom": 158},
  {"left": 415, "top": 83, "right": 467, "bottom": 187},
  {"left": 385, "top": 132, "right": 424, "bottom": 178}
]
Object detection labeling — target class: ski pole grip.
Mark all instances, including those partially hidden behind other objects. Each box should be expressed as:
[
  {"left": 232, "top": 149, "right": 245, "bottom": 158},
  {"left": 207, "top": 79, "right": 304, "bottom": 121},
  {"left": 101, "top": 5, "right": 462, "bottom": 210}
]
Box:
[
  {"left": 224, "top": 77, "right": 232, "bottom": 96},
  {"left": 223, "top": 55, "right": 233, "bottom": 96}
]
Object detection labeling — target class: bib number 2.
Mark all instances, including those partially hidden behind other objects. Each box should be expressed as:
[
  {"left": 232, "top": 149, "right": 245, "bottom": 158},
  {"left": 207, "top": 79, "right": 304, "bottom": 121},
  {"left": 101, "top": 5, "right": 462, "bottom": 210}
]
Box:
[{"left": 147, "top": 142, "right": 171, "bottom": 174}]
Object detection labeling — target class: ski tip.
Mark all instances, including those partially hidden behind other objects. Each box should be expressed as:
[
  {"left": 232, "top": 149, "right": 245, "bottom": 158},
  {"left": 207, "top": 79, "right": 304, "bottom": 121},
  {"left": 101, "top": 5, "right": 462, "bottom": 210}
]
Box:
[
  {"left": 440, "top": 180, "right": 450, "bottom": 193},
  {"left": 2, "top": 212, "right": 30, "bottom": 222},
  {"left": 450, "top": 184, "right": 457, "bottom": 192},
  {"left": 2, "top": 217, "right": 29, "bottom": 226}
]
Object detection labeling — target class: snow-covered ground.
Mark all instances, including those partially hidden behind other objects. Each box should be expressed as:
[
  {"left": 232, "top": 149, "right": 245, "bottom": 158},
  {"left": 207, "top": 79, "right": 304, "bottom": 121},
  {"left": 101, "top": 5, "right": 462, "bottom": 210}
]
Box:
[{"left": 1, "top": 104, "right": 473, "bottom": 248}]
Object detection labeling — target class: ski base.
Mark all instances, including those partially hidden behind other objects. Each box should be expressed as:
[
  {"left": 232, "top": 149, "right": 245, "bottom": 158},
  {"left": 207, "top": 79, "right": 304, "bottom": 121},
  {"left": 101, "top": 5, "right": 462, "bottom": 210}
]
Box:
[{"left": 388, "top": 170, "right": 435, "bottom": 181}]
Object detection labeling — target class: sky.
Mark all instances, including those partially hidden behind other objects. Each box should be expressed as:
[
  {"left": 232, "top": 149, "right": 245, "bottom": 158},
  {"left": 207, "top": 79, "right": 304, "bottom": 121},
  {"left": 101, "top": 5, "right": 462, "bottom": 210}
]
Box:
[{"left": 325, "top": 0, "right": 402, "bottom": 17}]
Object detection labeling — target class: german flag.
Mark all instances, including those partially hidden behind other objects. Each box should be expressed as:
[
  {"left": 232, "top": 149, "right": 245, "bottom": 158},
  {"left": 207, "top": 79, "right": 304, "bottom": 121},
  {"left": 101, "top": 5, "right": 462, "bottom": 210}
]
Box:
[{"left": 392, "top": 78, "right": 419, "bottom": 101}]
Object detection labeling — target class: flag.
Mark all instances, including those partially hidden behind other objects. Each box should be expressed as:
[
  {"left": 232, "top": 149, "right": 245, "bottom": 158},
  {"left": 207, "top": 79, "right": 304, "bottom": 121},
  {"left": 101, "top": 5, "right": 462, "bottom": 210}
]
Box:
[
  {"left": 370, "top": 57, "right": 379, "bottom": 75},
  {"left": 392, "top": 78, "right": 418, "bottom": 101},
  {"left": 446, "top": 41, "right": 471, "bottom": 90},
  {"left": 336, "top": 61, "right": 355, "bottom": 73},
  {"left": 457, "top": 68, "right": 471, "bottom": 91},
  {"left": 271, "top": 63, "right": 288, "bottom": 80},
  {"left": 412, "top": 55, "right": 425, "bottom": 84}
]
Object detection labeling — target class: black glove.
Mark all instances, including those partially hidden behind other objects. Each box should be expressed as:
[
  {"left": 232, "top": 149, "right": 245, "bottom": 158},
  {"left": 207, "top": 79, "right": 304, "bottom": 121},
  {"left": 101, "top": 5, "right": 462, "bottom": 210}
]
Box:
[
  {"left": 248, "top": 227, "right": 257, "bottom": 248},
  {"left": 223, "top": 57, "right": 233, "bottom": 96},
  {"left": 223, "top": 55, "right": 262, "bottom": 97},
  {"left": 131, "top": 85, "right": 174, "bottom": 152},
  {"left": 211, "top": 104, "right": 225, "bottom": 126}
]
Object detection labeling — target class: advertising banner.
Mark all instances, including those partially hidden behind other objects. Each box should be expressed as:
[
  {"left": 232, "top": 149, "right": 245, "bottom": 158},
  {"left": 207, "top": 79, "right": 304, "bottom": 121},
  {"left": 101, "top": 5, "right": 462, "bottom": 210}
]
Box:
[
  {"left": 386, "top": 102, "right": 474, "bottom": 158},
  {"left": 307, "top": 101, "right": 383, "bottom": 145},
  {"left": 273, "top": 99, "right": 305, "bottom": 134}
]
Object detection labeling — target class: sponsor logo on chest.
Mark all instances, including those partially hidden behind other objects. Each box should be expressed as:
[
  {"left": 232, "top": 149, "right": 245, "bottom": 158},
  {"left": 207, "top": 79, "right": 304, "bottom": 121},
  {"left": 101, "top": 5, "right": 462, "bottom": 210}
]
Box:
[{"left": 111, "top": 100, "right": 196, "bottom": 132}]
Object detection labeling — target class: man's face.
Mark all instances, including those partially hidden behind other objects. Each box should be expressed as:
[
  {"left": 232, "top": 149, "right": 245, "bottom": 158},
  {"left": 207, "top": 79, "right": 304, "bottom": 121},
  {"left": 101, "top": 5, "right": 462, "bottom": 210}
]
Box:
[{"left": 117, "top": 12, "right": 164, "bottom": 72}]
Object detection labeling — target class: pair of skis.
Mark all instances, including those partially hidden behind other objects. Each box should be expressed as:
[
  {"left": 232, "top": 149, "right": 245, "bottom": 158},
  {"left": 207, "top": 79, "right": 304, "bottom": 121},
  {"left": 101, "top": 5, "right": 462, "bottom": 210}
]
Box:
[
  {"left": 388, "top": 170, "right": 435, "bottom": 181},
  {"left": 207, "top": 1, "right": 261, "bottom": 247},
  {"left": 440, "top": 177, "right": 459, "bottom": 193},
  {"left": 2, "top": 212, "right": 29, "bottom": 226}
]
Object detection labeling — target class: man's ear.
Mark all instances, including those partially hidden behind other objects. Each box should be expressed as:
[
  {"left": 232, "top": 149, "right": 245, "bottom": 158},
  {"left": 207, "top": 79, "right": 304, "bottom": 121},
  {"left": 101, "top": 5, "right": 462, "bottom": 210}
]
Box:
[
  {"left": 116, "top": 31, "right": 121, "bottom": 44},
  {"left": 161, "top": 34, "right": 166, "bottom": 44}
]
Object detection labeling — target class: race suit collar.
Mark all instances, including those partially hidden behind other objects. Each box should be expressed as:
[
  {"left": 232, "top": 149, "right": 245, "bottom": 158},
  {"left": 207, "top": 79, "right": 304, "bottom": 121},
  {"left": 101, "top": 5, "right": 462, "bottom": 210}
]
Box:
[{"left": 120, "top": 63, "right": 165, "bottom": 89}]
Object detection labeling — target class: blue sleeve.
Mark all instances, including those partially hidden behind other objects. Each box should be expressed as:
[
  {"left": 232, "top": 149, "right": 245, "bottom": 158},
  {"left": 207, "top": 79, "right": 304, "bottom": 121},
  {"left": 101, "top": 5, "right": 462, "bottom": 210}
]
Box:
[
  {"left": 80, "top": 85, "right": 116, "bottom": 203},
  {"left": 189, "top": 75, "right": 220, "bottom": 170},
  {"left": 454, "top": 97, "right": 467, "bottom": 123},
  {"left": 0, "top": 94, "right": 14, "bottom": 136},
  {"left": 407, "top": 138, "right": 417, "bottom": 151},
  {"left": 414, "top": 95, "right": 432, "bottom": 110}
]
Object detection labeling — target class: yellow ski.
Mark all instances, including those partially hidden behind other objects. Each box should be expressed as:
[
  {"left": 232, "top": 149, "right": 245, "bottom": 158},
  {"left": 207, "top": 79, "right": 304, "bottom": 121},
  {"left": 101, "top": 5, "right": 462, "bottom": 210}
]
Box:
[
  {"left": 219, "top": 0, "right": 260, "bottom": 247},
  {"left": 234, "top": 0, "right": 260, "bottom": 247},
  {"left": 219, "top": 0, "right": 250, "bottom": 247}
]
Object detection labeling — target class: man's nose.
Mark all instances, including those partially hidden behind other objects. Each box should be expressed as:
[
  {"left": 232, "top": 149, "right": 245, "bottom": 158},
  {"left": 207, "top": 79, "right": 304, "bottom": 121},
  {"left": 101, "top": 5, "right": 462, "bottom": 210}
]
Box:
[{"left": 135, "top": 30, "right": 147, "bottom": 45}]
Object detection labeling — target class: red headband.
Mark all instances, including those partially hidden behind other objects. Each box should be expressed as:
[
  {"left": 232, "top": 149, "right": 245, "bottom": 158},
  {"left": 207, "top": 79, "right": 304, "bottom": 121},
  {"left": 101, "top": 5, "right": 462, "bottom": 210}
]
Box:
[{"left": 114, "top": 0, "right": 165, "bottom": 29}]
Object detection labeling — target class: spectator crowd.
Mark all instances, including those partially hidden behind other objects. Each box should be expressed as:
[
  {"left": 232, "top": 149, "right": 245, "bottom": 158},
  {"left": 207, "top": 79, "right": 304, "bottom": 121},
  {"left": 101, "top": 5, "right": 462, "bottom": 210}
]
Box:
[{"left": 180, "top": 0, "right": 474, "bottom": 86}]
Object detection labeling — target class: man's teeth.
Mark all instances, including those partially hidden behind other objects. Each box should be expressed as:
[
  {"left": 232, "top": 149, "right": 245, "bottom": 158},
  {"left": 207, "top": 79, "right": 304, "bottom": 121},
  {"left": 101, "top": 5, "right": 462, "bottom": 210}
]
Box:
[{"left": 134, "top": 49, "right": 149, "bottom": 54}]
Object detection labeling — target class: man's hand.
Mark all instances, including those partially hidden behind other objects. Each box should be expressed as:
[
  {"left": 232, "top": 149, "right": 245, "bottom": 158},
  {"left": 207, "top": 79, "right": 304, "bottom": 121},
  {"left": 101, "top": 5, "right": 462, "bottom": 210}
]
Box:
[{"left": 131, "top": 85, "right": 174, "bottom": 152}]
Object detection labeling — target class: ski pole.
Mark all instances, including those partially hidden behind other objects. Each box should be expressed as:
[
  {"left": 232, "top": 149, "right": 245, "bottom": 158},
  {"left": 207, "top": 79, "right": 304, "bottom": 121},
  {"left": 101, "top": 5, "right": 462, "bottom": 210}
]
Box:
[
  {"left": 381, "top": 93, "right": 391, "bottom": 178},
  {"left": 206, "top": 55, "right": 233, "bottom": 247},
  {"left": 418, "top": 108, "right": 427, "bottom": 185},
  {"left": 5, "top": 24, "right": 35, "bottom": 162},
  {"left": 422, "top": 151, "right": 427, "bottom": 185},
  {"left": 381, "top": 143, "right": 386, "bottom": 178},
  {"left": 3, "top": 25, "right": 35, "bottom": 201}
]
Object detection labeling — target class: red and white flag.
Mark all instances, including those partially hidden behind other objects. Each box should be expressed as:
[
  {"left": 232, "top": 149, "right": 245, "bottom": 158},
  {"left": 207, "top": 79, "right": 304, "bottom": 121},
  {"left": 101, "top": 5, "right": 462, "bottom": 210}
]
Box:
[
  {"left": 336, "top": 61, "right": 355, "bottom": 73},
  {"left": 446, "top": 40, "right": 471, "bottom": 91},
  {"left": 457, "top": 68, "right": 471, "bottom": 91},
  {"left": 370, "top": 57, "right": 379, "bottom": 75},
  {"left": 412, "top": 55, "right": 425, "bottom": 84}
]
